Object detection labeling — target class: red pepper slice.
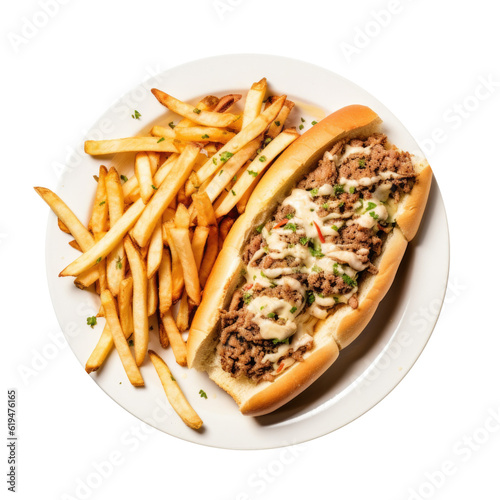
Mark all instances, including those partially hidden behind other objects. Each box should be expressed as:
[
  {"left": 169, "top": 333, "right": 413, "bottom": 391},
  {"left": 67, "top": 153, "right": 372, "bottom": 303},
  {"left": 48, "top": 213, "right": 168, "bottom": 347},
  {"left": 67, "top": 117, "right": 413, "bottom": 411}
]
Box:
[
  {"left": 273, "top": 219, "right": 288, "bottom": 229},
  {"left": 276, "top": 361, "right": 285, "bottom": 374},
  {"left": 313, "top": 221, "right": 325, "bottom": 243},
  {"left": 243, "top": 283, "right": 253, "bottom": 290}
]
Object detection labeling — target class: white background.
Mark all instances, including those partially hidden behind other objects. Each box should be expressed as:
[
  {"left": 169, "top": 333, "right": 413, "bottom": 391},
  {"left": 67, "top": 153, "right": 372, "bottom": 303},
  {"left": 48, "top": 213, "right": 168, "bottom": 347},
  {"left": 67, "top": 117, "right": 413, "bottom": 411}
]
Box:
[{"left": 2, "top": 1, "right": 499, "bottom": 499}]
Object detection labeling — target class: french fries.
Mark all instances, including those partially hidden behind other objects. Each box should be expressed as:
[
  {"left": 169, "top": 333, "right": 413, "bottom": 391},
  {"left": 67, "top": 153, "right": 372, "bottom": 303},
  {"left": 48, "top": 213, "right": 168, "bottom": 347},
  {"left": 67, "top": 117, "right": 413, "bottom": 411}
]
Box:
[
  {"left": 41, "top": 78, "right": 301, "bottom": 429},
  {"left": 148, "top": 350, "right": 202, "bottom": 430},
  {"left": 151, "top": 89, "right": 241, "bottom": 128},
  {"left": 214, "top": 128, "right": 300, "bottom": 218},
  {"left": 130, "top": 144, "right": 199, "bottom": 247},
  {"left": 123, "top": 236, "right": 148, "bottom": 366},
  {"left": 101, "top": 290, "right": 144, "bottom": 387},
  {"left": 85, "top": 137, "right": 179, "bottom": 155}
]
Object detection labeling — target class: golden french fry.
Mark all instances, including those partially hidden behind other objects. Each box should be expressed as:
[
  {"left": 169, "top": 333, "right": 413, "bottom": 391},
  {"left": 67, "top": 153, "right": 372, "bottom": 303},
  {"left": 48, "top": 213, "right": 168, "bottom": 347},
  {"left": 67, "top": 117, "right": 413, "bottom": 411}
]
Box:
[
  {"left": 195, "top": 95, "right": 286, "bottom": 184},
  {"left": 84, "top": 137, "right": 179, "bottom": 155},
  {"left": 68, "top": 240, "right": 82, "bottom": 252},
  {"left": 191, "top": 226, "right": 210, "bottom": 270},
  {"left": 201, "top": 137, "right": 262, "bottom": 203},
  {"left": 74, "top": 266, "right": 100, "bottom": 289},
  {"left": 85, "top": 323, "right": 114, "bottom": 373},
  {"left": 148, "top": 350, "right": 202, "bottom": 429},
  {"left": 123, "top": 236, "right": 148, "bottom": 366},
  {"left": 60, "top": 198, "right": 146, "bottom": 277},
  {"left": 242, "top": 78, "right": 267, "bottom": 129},
  {"left": 169, "top": 228, "right": 201, "bottom": 305},
  {"left": 150, "top": 125, "right": 175, "bottom": 139},
  {"left": 214, "top": 128, "right": 299, "bottom": 218},
  {"left": 162, "top": 223, "right": 184, "bottom": 302},
  {"left": 175, "top": 126, "right": 235, "bottom": 144},
  {"left": 176, "top": 289, "right": 189, "bottom": 332},
  {"left": 58, "top": 218, "right": 70, "bottom": 234},
  {"left": 101, "top": 290, "right": 144, "bottom": 387},
  {"left": 174, "top": 204, "right": 190, "bottom": 229},
  {"left": 130, "top": 144, "right": 199, "bottom": 248},
  {"left": 118, "top": 277, "right": 134, "bottom": 336},
  {"left": 158, "top": 248, "right": 172, "bottom": 316},
  {"left": 34, "top": 187, "right": 95, "bottom": 251},
  {"left": 266, "top": 98, "right": 295, "bottom": 138},
  {"left": 89, "top": 165, "right": 109, "bottom": 233},
  {"left": 96, "top": 303, "right": 105, "bottom": 317},
  {"left": 218, "top": 217, "right": 235, "bottom": 251},
  {"left": 177, "top": 184, "right": 189, "bottom": 207},
  {"left": 158, "top": 321, "right": 169, "bottom": 348},
  {"left": 160, "top": 310, "right": 187, "bottom": 366},
  {"left": 151, "top": 89, "right": 240, "bottom": 128},
  {"left": 147, "top": 152, "right": 160, "bottom": 173},
  {"left": 135, "top": 152, "right": 156, "bottom": 203},
  {"left": 147, "top": 273, "right": 158, "bottom": 317},
  {"left": 105, "top": 167, "right": 126, "bottom": 296},
  {"left": 175, "top": 96, "right": 220, "bottom": 128},
  {"left": 199, "top": 225, "right": 218, "bottom": 288},
  {"left": 214, "top": 94, "right": 242, "bottom": 113},
  {"left": 236, "top": 166, "right": 265, "bottom": 214},
  {"left": 191, "top": 192, "right": 217, "bottom": 227},
  {"left": 147, "top": 221, "right": 163, "bottom": 279}
]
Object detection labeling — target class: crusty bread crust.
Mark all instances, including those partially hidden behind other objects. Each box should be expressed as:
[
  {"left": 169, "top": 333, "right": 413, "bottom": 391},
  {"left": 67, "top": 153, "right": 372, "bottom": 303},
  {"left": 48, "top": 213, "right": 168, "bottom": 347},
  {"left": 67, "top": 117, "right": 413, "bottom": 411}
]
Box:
[{"left": 187, "top": 105, "right": 432, "bottom": 415}]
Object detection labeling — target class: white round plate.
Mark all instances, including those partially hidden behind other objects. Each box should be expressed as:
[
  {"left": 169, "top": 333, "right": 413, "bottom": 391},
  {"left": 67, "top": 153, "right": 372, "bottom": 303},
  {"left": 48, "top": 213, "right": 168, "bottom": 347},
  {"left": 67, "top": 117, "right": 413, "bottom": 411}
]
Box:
[{"left": 45, "top": 54, "right": 449, "bottom": 450}]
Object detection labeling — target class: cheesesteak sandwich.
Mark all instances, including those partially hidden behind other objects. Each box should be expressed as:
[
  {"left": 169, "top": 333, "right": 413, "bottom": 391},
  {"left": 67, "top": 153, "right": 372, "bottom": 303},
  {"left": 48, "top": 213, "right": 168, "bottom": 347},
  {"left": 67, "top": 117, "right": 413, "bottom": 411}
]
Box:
[{"left": 187, "top": 105, "right": 432, "bottom": 416}]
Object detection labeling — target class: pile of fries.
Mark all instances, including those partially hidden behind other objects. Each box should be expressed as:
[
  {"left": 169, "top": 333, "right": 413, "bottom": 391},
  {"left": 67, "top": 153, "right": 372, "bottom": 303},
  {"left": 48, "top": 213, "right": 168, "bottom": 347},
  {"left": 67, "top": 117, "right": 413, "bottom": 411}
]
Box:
[{"left": 35, "top": 78, "right": 299, "bottom": 429}]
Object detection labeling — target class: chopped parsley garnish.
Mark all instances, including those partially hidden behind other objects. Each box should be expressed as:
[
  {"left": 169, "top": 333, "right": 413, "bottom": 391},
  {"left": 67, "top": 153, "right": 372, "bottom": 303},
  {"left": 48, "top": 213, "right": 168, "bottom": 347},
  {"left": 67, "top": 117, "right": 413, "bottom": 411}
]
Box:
[
  {"left": 267, "top": 312, "right": 277, "bottom": 319},
  {"left": 366, "top": 201, "right": 377, "bottom": 211},
  {"left": 299, "top": 124, "right": 304, "bottom": 130},
  {"left": 322, "top": 203, "right": 329, "bottom": 209},
  {"left": 272, "top": 337, "right": 290, "bottom": 345},
  {"left": 349, "top": 186, "right": 356, "bottom": 194},
  {"left": 201, "top": 134, "right": 209, "bottom": 139},
  {"left": 342, "top": 274, "right": 358, "bottom": 287},
  {"left": 333, "top": 184, "right": 345, "bottom": 196},
  {"left": 256, "top": 148, "right": 262, "bottom": 155},
  {"left": 285, "top": 213, "right": 294, "bottom": 219},
  {"left": 306, "top": 290, "right": 315, "bottom": 304},
  {"left": 242, "top": 292, "right": 252, "bottom": 304},
  {"left": 157, "top": 137, "right": 165, "bottom": 143},
  {"left": 199, "top": 389, "right": 207, "bottom": 399},
  {"left": 99, "top": 200, "right": 106, "bottom": 206},
  {"left": 333, "top": 263, "right": 340, "bottom": 276},
  {"left": 358, "top": 158, "right": 366, "bottom": 168},
  {"left": 311, "top": 120, "right": 318, "bottom": 125},
  {"left": 193, "top": 108, "right": 201, "bottom": 114},
  {"left": 308, "top": 246, "right": 324, "bottom": 258},
  {"left": 290, "top": 306, "right": 297, "bottom": 314},
  {"left": 310, "top": 188, "right": 319, "bottom": 197},
  {"left": 331, "top": 224, "right": 339, "bottom": 232},
  {"left": 283, "top": 223, "right": 297, "bottom": 232},
  {"left": 312, "top": 265, "right": 322, "bottom": 273},
  {"left": 256, "top": 223, "right": 265, "bottom": 234},
  {"left": 120, "top": 175, "right": 128, "bottom": 183},
  {"left": 274, "top": 120, "right": 281, "bottom": 127},
  {"left": 131, "top": 110, "right": 141, "bottom": 119},
  {"left": 240, "top": 268, "right": 247, "bottom": 276},
  {"left": 170, "top": 375, "right": 176, "bottom": 381},
  {"left": 264, "top": 137, "right": 272, "bottom": 145},
  {"left": 369, "top": 211, "right": 379, "bottom": 220},
  {"left": 259, "top": 155, "right": 267, "bottom": 162},
  {"left": 168, "top": 121, "right": 175, "bottom": 129},
  {"left": 116, "top": 256, "right": 123, "bottom": 269},
  {"left": 301, "top": 117, "right": 305, "bottom": 122},
  {"left": 299, "top": 237, "right": 310, "bottom": 246},
  {"left": 128, "top": 339, "right": 134, "bottom": 346},
  {"left": 338, "top": 201, "right": 345, "bottom": 208},
  {"left": 263, "top": 246, "right": 269, "bottom": 253},
  {"left": 151, "top": 185, "right": 158, "bottom": 190},
  {"left": 212, "top": 157, "right": 218, "bottom": 165},
  {"left": 218, "top": 169, "right": 223, "bottom": 175},
  {"left": 96, "top": 257, "right": 102, "bottom": 264},
  {"left": 248, "top": 170, "right": 258, "bottom": 177},
  {"left": 220, "top": 151, "right": 234, "bottom": 163},
  {"left": 232, "top": 175, "right": 237, "bottom": 182},
  {"left": 87, "top": 316, "right": 97, "bottom": 328},
  {"left": 231, "top": 189, "right": 236, "bottom": 196},
  {"left": 260, "top": 271, "right": 267, "bottom": 278}
]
